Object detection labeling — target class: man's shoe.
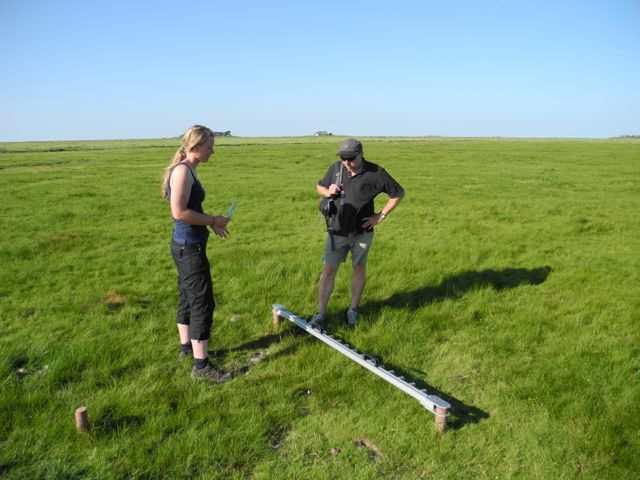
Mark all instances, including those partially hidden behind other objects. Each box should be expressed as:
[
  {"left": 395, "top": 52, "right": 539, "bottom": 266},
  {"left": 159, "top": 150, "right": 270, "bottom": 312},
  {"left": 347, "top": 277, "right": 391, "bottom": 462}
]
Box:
[
  {"left": 308, "top": 313, "right": 325, "bottom": 328},
  {"left": 179, "top": 350, "right": 193, "bottom": 360},
  {"left": 346, "top": 308, "right": 358, "bottom": 327},
  {"left": 191, "top": 363, "right": 232, "bottom": 383}
]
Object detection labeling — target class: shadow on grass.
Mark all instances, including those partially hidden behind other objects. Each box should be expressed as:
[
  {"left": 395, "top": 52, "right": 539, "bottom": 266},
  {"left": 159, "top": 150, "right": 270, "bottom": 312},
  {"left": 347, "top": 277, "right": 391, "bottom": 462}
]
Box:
[
  {"left": 299, "top": 327, "right": 488, "bottom": 430},
  {"left": 209, "top": 329, "right": 311, "bottom": 358},
  {"left": 381, "top": 360, "right": 489, "bottom": 430},
  {"left": 210, "top": 333, "right": 288, "bottom": 357},
  {"left": 361, "top": 266, "right": 552, "bottom": 315},
  {"left": 209, "top": 329, "right": 314, "bottom": 376},
  {"left": 281, "top": 326, "right": 488, "bottom": 430},
  {"left": 94, "top": 405, "right": 145, "bottom": 436}
]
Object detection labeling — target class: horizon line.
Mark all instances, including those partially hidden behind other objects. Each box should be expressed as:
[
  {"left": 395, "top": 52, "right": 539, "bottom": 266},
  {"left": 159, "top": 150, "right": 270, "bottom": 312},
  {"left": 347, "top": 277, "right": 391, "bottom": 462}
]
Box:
[{"left": 2, "top": 134, "right": 638, "bottom": 144}]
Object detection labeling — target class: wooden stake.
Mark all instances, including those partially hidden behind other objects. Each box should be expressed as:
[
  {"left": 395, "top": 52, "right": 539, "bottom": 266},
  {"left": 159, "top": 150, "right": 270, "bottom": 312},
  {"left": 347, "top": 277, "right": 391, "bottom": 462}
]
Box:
[
  {"left": 272, "top": 307, "right": 282, "bottom": 329},
  {"left": 435, "top": 406, "right": 448, "bottom": 433},
  {"left": 75, "top": 406, "right": 90, "bottom": 433}
]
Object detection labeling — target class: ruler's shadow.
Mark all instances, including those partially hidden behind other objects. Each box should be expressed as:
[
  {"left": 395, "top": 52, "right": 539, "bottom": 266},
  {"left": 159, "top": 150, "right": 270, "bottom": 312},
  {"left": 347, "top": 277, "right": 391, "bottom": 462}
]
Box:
[
  {"left": 378, "top": 359, "right": 489, "bottom": 430},
  {"left": 310, "top": 326, "right": 489, "bottom": 431}
]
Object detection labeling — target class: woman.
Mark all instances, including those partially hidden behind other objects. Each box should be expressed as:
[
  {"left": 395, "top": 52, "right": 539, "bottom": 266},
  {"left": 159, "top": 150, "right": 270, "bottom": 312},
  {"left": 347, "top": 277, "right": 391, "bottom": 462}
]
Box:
[{"left": 161, "top": 125, "right": 230, "bottom": 382}]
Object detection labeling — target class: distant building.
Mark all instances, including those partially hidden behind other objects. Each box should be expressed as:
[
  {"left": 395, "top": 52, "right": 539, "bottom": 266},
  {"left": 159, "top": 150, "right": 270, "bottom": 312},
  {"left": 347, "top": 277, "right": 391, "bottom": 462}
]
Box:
[
  {"left": 212, "top": 130, "right": 232, "bottom": 137},
  {"left": 314, "top": 130, "right": 333, "bottom": 136}
]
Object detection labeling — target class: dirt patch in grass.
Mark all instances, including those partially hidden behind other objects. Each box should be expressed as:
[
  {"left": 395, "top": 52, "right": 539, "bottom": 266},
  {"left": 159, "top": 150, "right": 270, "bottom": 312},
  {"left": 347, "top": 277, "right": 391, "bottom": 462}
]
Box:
[
  {"left": 267, "top": 423, "right": 289, "bottom": 450},
  {"left": 354, "top": 437, "right": 385, "bottom": 462},
  {"left": 19, "top": 307, "right": 36, "bottom": 318},
  {"left": 46, "top": 232, "right": 81, "bottom": 243},
  {"left": 103, "top": 291, "right": 127, "bottom": 311}
]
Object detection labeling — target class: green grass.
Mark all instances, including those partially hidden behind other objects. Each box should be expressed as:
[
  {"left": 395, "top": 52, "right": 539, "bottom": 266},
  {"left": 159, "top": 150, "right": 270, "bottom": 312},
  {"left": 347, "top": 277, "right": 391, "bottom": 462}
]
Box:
[{"left": 1, "top": 136, "right": 639, "bottom": 479}]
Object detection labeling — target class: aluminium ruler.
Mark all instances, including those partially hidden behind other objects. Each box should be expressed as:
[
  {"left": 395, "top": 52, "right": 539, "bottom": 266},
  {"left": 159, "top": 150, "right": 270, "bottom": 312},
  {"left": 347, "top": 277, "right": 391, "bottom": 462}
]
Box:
[{"left": 272, "top": 304, "right": 451, "bottom": 430}]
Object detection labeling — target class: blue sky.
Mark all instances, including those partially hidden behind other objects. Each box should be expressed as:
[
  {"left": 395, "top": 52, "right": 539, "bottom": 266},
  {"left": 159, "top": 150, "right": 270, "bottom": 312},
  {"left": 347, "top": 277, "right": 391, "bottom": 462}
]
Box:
[{"left": 2, "top": 0, "right": 638, "bottom": 140}]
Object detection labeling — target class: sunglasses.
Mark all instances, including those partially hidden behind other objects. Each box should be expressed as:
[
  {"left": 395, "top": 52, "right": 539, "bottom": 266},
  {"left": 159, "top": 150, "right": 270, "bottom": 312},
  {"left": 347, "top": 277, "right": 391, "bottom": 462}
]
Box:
[{"left": 340, "top": 155, "right": 358, "bottom": 162}]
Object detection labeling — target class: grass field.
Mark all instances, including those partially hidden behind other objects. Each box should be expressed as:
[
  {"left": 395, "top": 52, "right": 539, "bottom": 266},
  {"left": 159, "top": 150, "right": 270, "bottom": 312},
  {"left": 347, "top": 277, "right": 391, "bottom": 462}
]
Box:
[{"left": 1, "top": 136, "right": 639, "bottom": 479}]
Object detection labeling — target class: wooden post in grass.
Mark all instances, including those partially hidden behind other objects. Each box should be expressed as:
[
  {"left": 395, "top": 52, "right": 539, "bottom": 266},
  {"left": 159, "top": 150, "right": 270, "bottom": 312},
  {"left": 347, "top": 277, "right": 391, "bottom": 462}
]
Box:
[
  {"left": 435, "top": 406, "right": 448, "bottom": 433},
  {"left": 75, "top": 406, "right": 90, "bottom": 433},
  {"left": 272, "top": 307, "right": 282, "bottom": 329}
]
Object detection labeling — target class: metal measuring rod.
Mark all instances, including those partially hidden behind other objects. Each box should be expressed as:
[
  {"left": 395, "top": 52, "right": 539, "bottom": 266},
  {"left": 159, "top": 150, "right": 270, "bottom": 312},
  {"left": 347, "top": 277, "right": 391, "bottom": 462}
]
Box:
[{"left": 272, "top": 304, "right": 451, "bottom": 432}]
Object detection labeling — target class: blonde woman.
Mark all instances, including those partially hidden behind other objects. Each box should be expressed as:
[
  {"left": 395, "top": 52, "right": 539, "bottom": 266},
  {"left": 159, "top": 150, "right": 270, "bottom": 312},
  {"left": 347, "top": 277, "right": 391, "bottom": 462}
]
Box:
[{"left": 162, "top": 125, "right": 230, "bottom": 382}]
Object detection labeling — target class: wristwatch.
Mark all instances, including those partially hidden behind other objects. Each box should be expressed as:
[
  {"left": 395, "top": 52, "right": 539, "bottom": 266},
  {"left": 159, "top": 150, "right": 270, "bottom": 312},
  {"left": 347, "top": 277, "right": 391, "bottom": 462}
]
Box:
[{"left": 379, "top": 212, "right": 387, "bottom": 221}]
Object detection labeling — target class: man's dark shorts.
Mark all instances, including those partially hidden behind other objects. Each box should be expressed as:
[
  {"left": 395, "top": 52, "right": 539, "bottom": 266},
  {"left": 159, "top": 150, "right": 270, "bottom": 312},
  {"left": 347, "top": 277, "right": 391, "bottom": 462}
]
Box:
[
  {"left": 323, "top": 231, "right": 374, "bottom": 268},
  {"left": 171, "top": 241, "right": 215, "bottom": 340}
]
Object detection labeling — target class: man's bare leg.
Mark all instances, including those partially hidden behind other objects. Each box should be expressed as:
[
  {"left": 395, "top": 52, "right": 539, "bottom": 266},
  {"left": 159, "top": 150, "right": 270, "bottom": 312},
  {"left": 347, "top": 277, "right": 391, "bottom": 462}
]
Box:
[
  {"left": 350, "top": 263, "right": 366, "bottom": 310},
  {"left": 318, "top": 263, "right": 338, "bottom": 317}
]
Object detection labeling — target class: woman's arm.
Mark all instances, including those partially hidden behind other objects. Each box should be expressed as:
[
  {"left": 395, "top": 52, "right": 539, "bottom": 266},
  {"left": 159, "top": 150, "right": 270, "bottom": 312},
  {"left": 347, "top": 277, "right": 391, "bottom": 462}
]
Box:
[
  {"left": 169, "top": 164, "right": 215, "bottom": 226},
  {"left": 170, "top": 164, "right": 229, "bottom": 237}
]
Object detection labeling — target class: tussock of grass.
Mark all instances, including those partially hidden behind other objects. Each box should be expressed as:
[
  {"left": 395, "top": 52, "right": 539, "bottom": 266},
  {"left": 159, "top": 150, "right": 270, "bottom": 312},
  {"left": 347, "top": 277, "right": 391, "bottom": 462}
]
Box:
[{"left": 1, "top": 137, "right": 639, "bottom": 478}]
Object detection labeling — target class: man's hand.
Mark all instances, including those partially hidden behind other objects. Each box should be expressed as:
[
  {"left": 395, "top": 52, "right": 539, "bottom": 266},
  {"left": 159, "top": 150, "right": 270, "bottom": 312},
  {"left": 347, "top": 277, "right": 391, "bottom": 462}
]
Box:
[
  {"left": 327, "top": 184, "right": 343, "bottom": 197},
  {"left": 210, "top": 215, "right": 230, "bottom": 238},
  {"left": 361, "top": 213, "right": 384, "bottom": 229}
]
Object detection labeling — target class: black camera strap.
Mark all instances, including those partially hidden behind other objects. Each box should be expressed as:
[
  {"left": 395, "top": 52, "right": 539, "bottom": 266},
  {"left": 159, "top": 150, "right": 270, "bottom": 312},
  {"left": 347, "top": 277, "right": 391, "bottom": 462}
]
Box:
[{"left": 335, "top": 161, "right": 344, "bottom": 209}]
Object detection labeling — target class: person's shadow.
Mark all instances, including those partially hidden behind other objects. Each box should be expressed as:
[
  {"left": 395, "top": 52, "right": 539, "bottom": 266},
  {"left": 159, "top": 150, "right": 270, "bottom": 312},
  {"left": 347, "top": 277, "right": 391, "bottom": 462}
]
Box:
[{"left": 361, "top": 266, "right": 552, "bottom": 315}]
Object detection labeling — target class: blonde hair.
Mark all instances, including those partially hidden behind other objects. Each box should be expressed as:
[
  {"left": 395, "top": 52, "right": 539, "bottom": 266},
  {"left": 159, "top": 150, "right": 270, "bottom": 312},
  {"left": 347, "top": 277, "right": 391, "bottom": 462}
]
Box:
[{"left": 161, "top": 125, "right": 214, "bottom": 199}]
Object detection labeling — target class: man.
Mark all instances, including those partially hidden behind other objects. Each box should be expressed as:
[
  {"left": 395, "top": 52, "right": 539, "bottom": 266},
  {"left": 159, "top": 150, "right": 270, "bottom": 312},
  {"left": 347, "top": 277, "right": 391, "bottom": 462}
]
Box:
[{"left": 312, "top": 138, "right": 405, "bottom": 327}]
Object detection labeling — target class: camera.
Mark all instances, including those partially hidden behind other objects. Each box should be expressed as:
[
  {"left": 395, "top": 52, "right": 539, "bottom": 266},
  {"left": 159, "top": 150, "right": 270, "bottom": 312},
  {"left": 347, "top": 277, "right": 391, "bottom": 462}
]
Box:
[{"left": 319, "top": 197, "right": 337, "bottom": 218}]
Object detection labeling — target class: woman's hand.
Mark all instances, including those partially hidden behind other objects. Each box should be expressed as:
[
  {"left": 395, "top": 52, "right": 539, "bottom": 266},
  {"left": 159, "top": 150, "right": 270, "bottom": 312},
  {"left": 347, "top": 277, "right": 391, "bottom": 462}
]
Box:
[{"left": 210, "top": 216, "right": 230, "bottom": 238}]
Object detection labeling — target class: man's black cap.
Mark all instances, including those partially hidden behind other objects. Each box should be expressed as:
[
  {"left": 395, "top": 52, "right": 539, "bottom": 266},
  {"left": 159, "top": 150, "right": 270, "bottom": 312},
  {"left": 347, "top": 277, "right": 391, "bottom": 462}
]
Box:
[{"left": 336, "top": 138, "right": 363, "bottom": 158}]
